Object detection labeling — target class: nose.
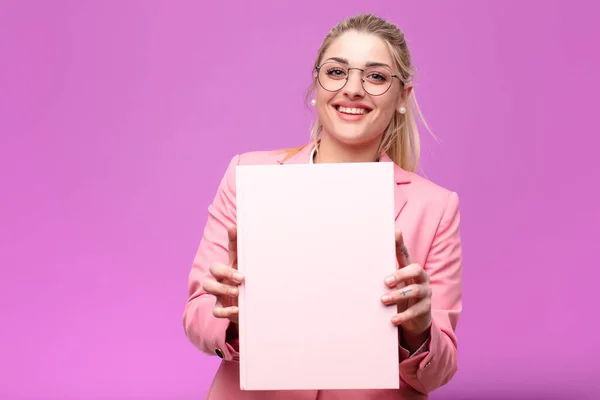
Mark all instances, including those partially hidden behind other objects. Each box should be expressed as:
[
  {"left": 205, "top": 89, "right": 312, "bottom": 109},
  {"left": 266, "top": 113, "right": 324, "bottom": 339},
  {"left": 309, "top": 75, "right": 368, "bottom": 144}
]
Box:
[{"left": 341, "top": 68, "right": 365, "bottom": 98}]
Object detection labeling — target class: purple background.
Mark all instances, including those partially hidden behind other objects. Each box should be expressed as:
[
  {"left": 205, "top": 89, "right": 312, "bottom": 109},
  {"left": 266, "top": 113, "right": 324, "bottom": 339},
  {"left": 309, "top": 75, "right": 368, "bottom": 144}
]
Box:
[{"left": 1, "top": 1, "right": 598, "bottom": 399}]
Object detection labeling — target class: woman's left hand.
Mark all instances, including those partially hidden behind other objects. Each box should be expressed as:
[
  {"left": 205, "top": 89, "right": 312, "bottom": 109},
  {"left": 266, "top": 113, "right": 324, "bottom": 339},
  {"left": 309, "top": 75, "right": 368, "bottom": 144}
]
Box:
[{"left": 381, "top": 232, "right": 432, "bottom": 336}]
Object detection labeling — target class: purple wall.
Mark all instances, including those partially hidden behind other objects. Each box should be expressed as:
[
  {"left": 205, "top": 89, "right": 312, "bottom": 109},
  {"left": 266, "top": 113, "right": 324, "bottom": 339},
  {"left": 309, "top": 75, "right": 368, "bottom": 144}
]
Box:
[{"left": 1, "top": 1, "right": 598, "bottom": 399}]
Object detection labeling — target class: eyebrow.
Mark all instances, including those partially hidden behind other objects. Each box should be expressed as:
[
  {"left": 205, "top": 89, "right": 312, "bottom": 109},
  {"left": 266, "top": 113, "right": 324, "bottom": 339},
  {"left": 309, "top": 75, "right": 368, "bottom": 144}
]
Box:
[{"left": 323, "top": 57, "right": 392, "bottom": 69}]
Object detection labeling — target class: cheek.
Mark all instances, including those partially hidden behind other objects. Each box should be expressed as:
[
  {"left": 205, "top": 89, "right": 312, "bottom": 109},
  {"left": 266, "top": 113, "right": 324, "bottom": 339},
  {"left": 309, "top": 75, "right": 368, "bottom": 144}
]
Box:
[
  {"left": 372, "top": 98, "right": 398, "bottom": 123},
  {"left": 315, "top": 88, "right": 333, "bottom": 107},
  {"left": 316, "top": 102, "right": 330, "bottom": 124},
  {"left": 315, "top": 91, "right": 335, "bottom": 120}
]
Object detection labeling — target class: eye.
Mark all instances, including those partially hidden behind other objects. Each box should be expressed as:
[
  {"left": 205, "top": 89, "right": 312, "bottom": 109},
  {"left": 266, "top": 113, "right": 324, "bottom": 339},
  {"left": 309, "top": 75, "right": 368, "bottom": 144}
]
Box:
[
  {"left": 366, "top": 71, "right": 388, "bottom": 83},
  {"left": 326, "top": 67, "right": 347, "bottom": 79}
]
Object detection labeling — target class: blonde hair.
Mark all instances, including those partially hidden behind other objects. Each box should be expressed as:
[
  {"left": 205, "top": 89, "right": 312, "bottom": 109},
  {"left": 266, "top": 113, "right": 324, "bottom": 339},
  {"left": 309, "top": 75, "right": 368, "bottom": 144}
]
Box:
[{"left": 305, "top": 13, "right": 433, "bottom": 172}]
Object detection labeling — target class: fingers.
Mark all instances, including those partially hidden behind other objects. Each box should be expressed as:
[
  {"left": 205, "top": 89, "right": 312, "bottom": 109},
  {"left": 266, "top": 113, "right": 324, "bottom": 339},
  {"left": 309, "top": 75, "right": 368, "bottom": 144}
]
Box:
[
  {"left": 209, "top": 262, "right": 244, "bottom": 284},
  {"left": 202, "top": 278, "right": 240, "bottom": 297},
  {"left": 207, "top": 226, "right": 240, "bottom": 324},
  {"left": 395, "top": 231, "right": 410, "bottom": 268},
  {"left": 212, "top": 303, "right": 239, "bottom": 321},
  {"left": 391, "top": 296, "right": 431, "bottom": 326},
  {"left": 384, "top": 263, "right": 428, "bottom": 288},
  {"left": 380, "top": 283, "right": 431, "bottom": 305},
  {"left": 227, "top": 225, "right": 238, "bottom": 267}
]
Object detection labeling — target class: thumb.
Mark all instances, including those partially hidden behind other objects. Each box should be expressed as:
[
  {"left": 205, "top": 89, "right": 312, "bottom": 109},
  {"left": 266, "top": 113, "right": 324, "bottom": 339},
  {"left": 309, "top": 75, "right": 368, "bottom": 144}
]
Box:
[
  {"left": 395, "top": 231, "right": 411, "bottom": 269},
  {"left": 227, "top": 225, "right": 238, "bottom": 268}
]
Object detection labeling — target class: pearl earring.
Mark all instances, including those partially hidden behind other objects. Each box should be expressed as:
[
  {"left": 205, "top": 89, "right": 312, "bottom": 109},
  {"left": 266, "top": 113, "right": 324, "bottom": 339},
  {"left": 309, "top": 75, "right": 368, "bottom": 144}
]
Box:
[
  {"left": 311, "top": 99, "right": 316, "bottom": 106},
  {"left": 399, "top": 106, "right": 406, "bottom": 114}
]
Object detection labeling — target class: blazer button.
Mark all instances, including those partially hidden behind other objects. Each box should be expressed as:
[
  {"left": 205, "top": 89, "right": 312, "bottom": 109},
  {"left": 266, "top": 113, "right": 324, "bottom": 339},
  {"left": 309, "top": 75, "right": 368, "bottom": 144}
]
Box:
[{"left": 215, "top": 348, "right": 224, "bottom": 359}]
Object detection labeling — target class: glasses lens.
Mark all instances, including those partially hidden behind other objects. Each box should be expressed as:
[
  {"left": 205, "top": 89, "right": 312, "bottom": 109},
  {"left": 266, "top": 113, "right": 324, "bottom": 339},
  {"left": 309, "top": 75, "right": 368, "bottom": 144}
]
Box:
[
  {"left": 317, "top": 62, "right": 348, "bottom": 92},
  {"left": 317, "top": 62, "right": 395, "bottom": 96},
  {"left": 362, "top": 66, "right": 393, "bottom": 96}
]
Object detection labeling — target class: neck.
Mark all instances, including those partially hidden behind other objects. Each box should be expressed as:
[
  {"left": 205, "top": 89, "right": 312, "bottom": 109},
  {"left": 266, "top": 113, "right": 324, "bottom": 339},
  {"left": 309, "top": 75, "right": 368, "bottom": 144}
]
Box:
[{"left": 314, "top": 133, "right": 381, "bottom": 164}]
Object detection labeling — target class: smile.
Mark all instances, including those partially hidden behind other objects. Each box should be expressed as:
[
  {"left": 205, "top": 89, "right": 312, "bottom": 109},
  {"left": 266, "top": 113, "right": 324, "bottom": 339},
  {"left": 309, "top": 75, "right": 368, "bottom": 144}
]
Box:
[{"left": 335, "top": 105, "right": 370, "bottom": 115}]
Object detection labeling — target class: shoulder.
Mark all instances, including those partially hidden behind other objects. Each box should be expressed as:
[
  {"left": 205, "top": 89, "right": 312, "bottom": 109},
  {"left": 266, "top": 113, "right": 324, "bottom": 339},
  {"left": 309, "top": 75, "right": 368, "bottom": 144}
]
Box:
[
  {"left": 217, "top": 147, "right": 296, "bottom": 184},
  {"left": 399, "top": 169, "right": 461, "bottom": 224},
  {"left": 408, "top": 171, "right": 457, "bottom": 205},
  {"left": 223, "top": 148, "right": 292, "bottom": 169},
  {"left": 224, "top": 147, "right": 297, "bottom": 168},
  {"left": 237, "top": 148, "right": 291, "bottom": 165}
]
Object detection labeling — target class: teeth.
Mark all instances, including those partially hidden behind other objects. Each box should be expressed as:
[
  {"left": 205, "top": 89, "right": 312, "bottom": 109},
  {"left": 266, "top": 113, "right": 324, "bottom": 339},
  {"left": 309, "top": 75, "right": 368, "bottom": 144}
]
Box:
[{"left": 337, "top": 106, "right": 367, "bottom": 115}]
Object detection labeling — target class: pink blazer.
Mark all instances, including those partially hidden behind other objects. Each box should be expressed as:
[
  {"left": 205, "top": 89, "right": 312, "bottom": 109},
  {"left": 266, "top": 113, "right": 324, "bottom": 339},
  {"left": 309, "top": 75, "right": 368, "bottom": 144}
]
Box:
[{"left": 183, "top": 143, "right": 463, "bottom": 400}]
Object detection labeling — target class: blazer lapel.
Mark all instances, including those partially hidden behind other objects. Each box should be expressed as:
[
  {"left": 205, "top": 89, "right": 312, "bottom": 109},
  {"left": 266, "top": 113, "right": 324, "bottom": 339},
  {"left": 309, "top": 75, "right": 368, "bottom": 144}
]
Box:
[
  {"left": 276, "top": 143, "right": 315, "bottom": 165},
  {"left": 393, "top": 180, "right": 409, "bottom": 220},
  {"left": 379, "top": 153, "right": 411, "bottom": 220}
]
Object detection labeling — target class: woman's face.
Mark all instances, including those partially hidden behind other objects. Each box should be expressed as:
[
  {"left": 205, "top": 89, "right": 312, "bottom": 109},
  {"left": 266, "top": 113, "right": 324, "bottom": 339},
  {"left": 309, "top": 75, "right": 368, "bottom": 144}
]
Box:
[{"left": 315, "top": 30, "right": 405, "bottom": 148}]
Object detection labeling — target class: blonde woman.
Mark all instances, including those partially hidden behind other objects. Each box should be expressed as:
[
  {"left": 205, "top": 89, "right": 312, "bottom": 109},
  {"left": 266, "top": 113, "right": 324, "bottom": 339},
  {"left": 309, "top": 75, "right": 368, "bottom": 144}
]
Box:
[{"left": 183, "top": 13, "right": 463, "bottom": 400}]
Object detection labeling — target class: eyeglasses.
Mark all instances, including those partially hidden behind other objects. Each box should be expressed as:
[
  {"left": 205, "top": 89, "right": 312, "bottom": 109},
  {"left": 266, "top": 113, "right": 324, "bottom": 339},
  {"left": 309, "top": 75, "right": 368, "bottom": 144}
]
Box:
[{"left": 315, "top": 61, "right": 402, "bottom": 96}]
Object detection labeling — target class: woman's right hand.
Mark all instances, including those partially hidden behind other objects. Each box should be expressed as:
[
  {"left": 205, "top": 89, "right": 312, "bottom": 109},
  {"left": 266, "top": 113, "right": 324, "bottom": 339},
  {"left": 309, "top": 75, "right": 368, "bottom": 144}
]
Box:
[{"left": 202, "top": 226, "right": 244, "bottom": 324}]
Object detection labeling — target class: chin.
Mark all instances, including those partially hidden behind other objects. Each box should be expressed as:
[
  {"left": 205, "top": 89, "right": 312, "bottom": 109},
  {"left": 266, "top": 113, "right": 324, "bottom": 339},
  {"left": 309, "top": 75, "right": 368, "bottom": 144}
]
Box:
[{"left": 328, "top": 126, "right": 380, "bottom": 147}]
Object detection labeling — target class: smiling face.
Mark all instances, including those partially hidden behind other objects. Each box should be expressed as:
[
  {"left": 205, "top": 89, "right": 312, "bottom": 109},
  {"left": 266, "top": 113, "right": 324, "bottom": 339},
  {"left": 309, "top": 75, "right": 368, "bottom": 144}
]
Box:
[{"left": 314, "top": 30, "right": 405, "bottom": 149}]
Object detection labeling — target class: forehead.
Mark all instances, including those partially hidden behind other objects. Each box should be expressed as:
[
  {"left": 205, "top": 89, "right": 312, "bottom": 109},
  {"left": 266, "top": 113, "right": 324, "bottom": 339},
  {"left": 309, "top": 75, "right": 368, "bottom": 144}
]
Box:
[{"left": 321, "top": 30, "right": 393, "bottom": 67}]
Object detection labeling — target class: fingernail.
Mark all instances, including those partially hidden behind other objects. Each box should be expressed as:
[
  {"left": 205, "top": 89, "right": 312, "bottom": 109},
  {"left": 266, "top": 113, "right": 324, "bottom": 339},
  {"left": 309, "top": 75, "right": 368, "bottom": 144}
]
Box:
[
  {"left": 233, "top": 272, "right": 244, "bottom": 282},
  {"left": 381, "top": 294, "right": 392, "bottom": 303},
  {"left": 385, "top": 276, "right": 395, "bottom": 286},
  {"left": 229, "top": 287, "right": 238, "bottom": 296}
]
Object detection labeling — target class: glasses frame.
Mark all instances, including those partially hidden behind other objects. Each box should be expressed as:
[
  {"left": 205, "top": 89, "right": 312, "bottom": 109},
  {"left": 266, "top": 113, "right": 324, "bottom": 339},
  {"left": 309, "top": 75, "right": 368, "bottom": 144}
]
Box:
[{"left": 314, "top": 62, "right": 403, "bottom": 96}]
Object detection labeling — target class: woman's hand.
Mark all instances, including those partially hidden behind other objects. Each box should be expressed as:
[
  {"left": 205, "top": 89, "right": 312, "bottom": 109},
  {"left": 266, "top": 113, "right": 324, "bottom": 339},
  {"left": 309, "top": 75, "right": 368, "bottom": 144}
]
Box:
[
  {"left": 381, "top": 232, "right": 432, "bottom": 338},
  {"left": 201, "top": 226, "right": 244, "bottom": 324}
]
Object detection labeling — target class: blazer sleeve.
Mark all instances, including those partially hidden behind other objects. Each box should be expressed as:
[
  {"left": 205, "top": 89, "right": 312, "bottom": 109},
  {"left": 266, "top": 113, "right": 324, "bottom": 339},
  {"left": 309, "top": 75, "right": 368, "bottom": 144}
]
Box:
[
  {"left": 182, "top": 154, "right": 241, "bottom": 362},
  {"left": 398, "top": 191, "right": 463, "bottom": 394}
]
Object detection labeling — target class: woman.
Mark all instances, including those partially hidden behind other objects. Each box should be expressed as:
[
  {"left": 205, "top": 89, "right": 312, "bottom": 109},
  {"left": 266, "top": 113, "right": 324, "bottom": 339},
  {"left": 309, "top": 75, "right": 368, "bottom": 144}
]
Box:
[{"left": 183, "top": 13, "right": 463, "bottom": 400}]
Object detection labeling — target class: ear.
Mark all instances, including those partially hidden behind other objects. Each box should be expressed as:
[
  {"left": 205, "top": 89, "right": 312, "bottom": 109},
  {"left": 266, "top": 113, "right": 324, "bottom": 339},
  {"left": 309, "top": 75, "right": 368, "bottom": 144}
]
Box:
[
  {"left": 312, "top": 65, "right": 319, "bottom": 79},
  {"left": 396, "top": 85, "right": 413, "bottom": 109}
]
